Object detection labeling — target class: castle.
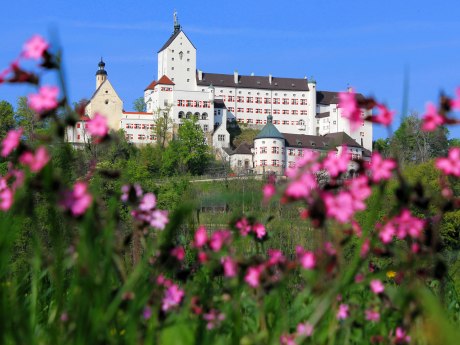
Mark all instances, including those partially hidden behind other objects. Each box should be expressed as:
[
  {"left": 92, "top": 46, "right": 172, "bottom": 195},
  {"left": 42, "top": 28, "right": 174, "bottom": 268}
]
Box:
[{"left": 66, "top": 13, "right": 372, "bottom": 175}]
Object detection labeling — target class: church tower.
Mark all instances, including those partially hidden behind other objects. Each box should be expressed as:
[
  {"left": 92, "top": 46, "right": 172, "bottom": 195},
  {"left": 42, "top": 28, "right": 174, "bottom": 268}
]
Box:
[
  {"left": 95, "top": 58, "right": 108, "bottom": 89},
  {"left": 157, "top": 11, "right": 197, "bottom": 91}
]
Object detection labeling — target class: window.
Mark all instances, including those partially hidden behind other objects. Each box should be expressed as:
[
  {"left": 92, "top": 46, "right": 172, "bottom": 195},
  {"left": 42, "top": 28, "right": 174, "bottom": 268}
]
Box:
[
  {"left": 246, "top": 97, "right": 253, "bottom": 103},
  {"left": 272, "top": 160, "right": 279, "bottom": 166},
  {"left": 237, "top": 96, "right": 244, "bottom": 103},
  {"left": 360, "top": 132, "right": 365, "bottom": 137},
  {"left": 282, "top": 98, "right": 289, "bottom": 105},
  {"left": 273, "top": 109, "right": 280, "bottom": 115},
  {"left": 150, "top": 135, "right": 157, "bottom": 140},
  {"left": 260, "top": 160, "right": 267, "bottom": 166},
  {"left": 178, "top": 100, "right": 185, "bottom": 106},
  {"left": 289, "top": 161, "right": 295, "bottom": 168},
  {"left": 171, "top": 67, "right": 174, "bottom": 70},
  {"left": 288, "top": 149, "right": 295, "bottom": 156},
  {"left": 273, "top": 98, "right": 280, "bottom": 104},
  {"left": 125, "top": 124, "right": 129, "bottom": 129},
  {"left": 264, "top": 98, "right": 271, "bottom": 104},
  {"left": 282, "top": 120, "right": 289, "bottom": 125},
  {"left": 237, "top": 108, "right": 244, "bottom": 113},
  {"left": 291, "top": 99, "right": 298, "bottom": 105},
  {"left": 77, "top": 134, "right": 80, "bottom": 140},
  {"left": 264, "top": 109, "right": 270, "bottom": 114},
  {"left": 247, "top": 108, "right": 253, "bottom": 113},
  {"left": 256, "top": 109, "right": 262, "bottom": 114},
  {"left": 256, "top": 119, "right": 262, "bottom": 124},
  {"left": 300, "top": 110, "right": 308, "bottom": 115},
  {"left": 178, "top": 111, "right": 184, "bottom": 119},
  {"left": 292, "top": 110, "right": 298, "bottom": 115},
  {"left": 138, "top": 134, "right": 146, "bottom": 140},
  {"left": 272, "top": 147, "right": 279, "bottom": 154},
  {"left": 333, "top": 108, "right": 337, "bottom": 112},
  {"left": 282, "top": 110, "right": 289, "bottom": 115},
  {"left": 300, "top": 99, "right": 307, "bottom": 105},
  {"left": 218, "top": 134, "right": 225, "bottom": 141},
  {"left": 228, "top": 96, "right": 234, "bottom": 102},
  {"left": 298, "top": 149, "right": 303, "bottom": 157},
  {"left": 260, "top": 147, "right": 267, "bottom": 153},
  {"left": 204, "top": 125, "right": 208, "bottom": 131},
  {"left": 247, "top": 119, "right": 253, "bottom": 124},
  {"left": 238, "top": 160, "right": 242, "bottom": 167},
  {"left": 203, "top": 101, "right": 210, "bottom": 108},
  {"left": 202, "top": 113, "right": 208, "bottom": 120},
  {"left": 228, "top": 107, "right": 234, "bottom": 112},
  {"left": 186, "top": 100, "right": 192, "bottom": 107},
  {"left": 333, "top": 121, "right": 337, "bottom": 124}
]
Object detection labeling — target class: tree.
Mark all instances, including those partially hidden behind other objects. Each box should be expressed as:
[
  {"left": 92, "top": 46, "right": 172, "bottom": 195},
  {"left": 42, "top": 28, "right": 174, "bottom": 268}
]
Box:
[
  {"left": 15, "top": 96, "right": 44, "bottom": 142},
  {"left": 373, "top": 138, "right": 390, "bottom": 156},
  {"left": 0, "top": 100, "right": 15, "bottom": 139},
  {"left": 133, "top": 97, "right": 146, "bottom": 112},
  {"left": 153, "top": 106, "right": 174, "bottom": 148},
  {"left": 389, "top": 113, "right": 448, "bottom": 164}
]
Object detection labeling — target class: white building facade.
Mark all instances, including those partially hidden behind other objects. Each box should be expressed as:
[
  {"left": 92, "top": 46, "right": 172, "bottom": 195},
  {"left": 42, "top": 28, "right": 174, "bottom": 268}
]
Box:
[{"left": 66, "top": 13, "right": 373, "bottom": 161}]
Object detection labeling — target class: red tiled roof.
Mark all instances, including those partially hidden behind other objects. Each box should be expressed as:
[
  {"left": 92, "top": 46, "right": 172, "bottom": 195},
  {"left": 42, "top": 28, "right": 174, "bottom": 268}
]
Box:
[
  {"left": 144, "top": 80, "right": 157, "bottom": 91},
  {"left": 157, "top": 75, "right": 175, "bottom": 85}
]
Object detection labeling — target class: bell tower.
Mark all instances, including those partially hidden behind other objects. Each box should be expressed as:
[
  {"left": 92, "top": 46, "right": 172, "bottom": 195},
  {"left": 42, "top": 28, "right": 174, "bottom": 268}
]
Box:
[{"left": 95, "top": 58, "right": 107, "bottom": 89}]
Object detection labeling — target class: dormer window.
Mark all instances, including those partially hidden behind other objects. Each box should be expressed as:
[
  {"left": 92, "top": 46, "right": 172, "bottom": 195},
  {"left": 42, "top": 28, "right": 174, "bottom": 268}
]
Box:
[{"left": 179, "top": 51, "right": 183, "bottom": 60}]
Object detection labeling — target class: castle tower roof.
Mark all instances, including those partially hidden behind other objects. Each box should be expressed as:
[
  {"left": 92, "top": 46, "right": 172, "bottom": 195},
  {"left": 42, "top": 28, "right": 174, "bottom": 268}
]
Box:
[
  {"left": 255, "top": 115, "right": 285, "bottom": 140},
  {"left": 96, "top": 58, "right": 107, "bottom": 76}
]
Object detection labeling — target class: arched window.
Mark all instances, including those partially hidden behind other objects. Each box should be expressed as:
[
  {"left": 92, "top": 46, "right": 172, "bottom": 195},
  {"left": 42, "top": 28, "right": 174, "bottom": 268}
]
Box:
[
  {"left": 186, "top": 112, "right": 192, "bottom": 119},
  {"left": 178, "top": 111, "right": 185, "bottom": 119},
  {"left": 179, "top": 51, "right": 183, "bottom": 60},
  {"left": 194, "top": 112, "right": 200, "bottom": 119},
  {"left": 201, "top": 112, "right": 208, "bottom": 120},
  {"left": 298, "top": 119, "right": 305, "bottom": 126}
]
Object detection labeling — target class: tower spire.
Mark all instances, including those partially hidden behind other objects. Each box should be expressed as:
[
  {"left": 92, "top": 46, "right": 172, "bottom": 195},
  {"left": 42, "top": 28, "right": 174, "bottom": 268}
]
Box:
[{"left": 173, "top": 10, "right": 181, "bottom": 33}]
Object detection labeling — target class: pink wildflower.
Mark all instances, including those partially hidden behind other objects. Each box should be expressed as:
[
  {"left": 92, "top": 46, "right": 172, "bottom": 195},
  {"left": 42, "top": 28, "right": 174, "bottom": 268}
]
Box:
[
  {"left": 451, "top": 87, "right": 460, "bottom": 110},
  {"left": 1, "top": 128, "right": 22, "bottom": 157},
  {"left": 235, "top": 217, "right": 251, "bottom": 236},
  {"left": 373, "top": 103, "right": 395, "bottom": 126},
  {"left": 198, "top": 251, "right": 208, "bottom": 263},
  {"left": 252, "top": 223, "right": 266, "bottom": 239},
  {"left": 395, "top": 209, "right": 425, "bottom": 239},
  {"left": 262, "top": 183, "right": 276, "bottom": 201},
  {"left": 296, "top": 246, "right": 316, "bottom": 270},
  {"left": 19, "top": 146, "right": 50, "bottom": 173},
  {"left": 369, "top": 152, "right": 397, "bottom": 183},
  {"left": 360, "top": 238, "right": 370, "bottom": 257},
  {"left": 422, "top": 103, "right": 444, "bottom": 131},
  {"left": 142, "top": 306, "right": 152, "bottom": 320},
  {"left": 194, "top": 226, "right": 208, "bottom": 248},
  {"left": 139, "top": 193, "right": 156, "bottom": 211},
  {"left": 267, "top": 249, "right": 285, "bottom": 266},
  {"left": 209, "top": 230, "right": 231, "bottom": 252},
  {"left": 322, "top": 148, "right": 349, "bottom": 177},
  {"left": 323, "top": 191, "right": 355, "bottom": 223},
  {"left": 296, "top": 322, "right": 313, "bottom": 337},
  {"left": 149, "top": 210, "right": 169, "bottom": 230},
  {"left": 355, "top": 273, "right": 365, "bottom": 283},
  {"left": 436, "top": 148, "right": 460, "bottom": 177},
  {"left": 370, "top": 279, "right": 385, "bottom": 294},
  {"left": 87, "top": 113, "right": 109, "bottom": 138},
  {"left": 203, "top": 309, "right": 225, "bottom": 330},
  {"left": 324, "top": 242, "right": 337, "bottom": 256},
  {"left": 347, "top": 176, "right": 371, "bottom": 211},
  {"left": 162, "top": 284, "right": 184, "bottom": 311},
  {"left": 22, "top": 35, "right": 49, "bottom": 60},
  {"left": 280, "top": 334, "right": 297, "bottom": 345},
  {"left": 336, "top": 304, "right": 349, "bottom": 320},
  {"left": 394, "top": 327, "right": 411, "bottom": 344},
  {"left": 365, "top": 309, "right": 380, "bottom": 322},
  {"left": 28, "top": 85, "right": 59, "bottom": 113},
  {"left": 62, "top": 181, "right": 92, "bottom": 216},
  {"left": 339, "top": 90, "right": 362, "bottom": 131},
  {"left": 245, "top": 265, "right": 264, "bottom": 288},
  {"left": 222, "top": 256, "right": 238, "bottom": 277},
  {"left": 171, "top": 246, "right": 185, "bottom": 261},
  {"left": 285, "top": 172, "right": 317, "bottom": 199},
  {"left": 0, "top": 179, "right": 13, "bottom": 211},
  {"left": 379, "top": 222, "right": 395, "bottom": 244}
]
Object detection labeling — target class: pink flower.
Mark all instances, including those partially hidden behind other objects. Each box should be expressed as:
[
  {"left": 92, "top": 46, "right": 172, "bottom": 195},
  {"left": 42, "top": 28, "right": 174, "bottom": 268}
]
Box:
[
  {"left": 451, "top": 87, "right": 460, "bottom": 110},
  {"left": 336, "top": 304, "right": 349, "bottom": 320},
  {"left": 339, "top": 90, "right": 362, "bottom": 131},
  {"left": 203, "top": 309, "right": 225, "bottom": 330},
  {"left": 139, "top": 193, "right": 156, "bottom": 211},
  {"left": 149, "top": 210, "right": 169, "bottom": 230},
  {"left": 171, "top": 246, "right": 185, "bottom": 261},
  {"left": 62, "top": 182, "right": 92, "bottom": 216},
  {"left": 209, "top": 230, "right": 231, "bottom": 252},
  {"left": 262, "top": 183, "right": 276, "bottom": 201},
  {"left": 1, "top": 128, "right": 22, "bottom": 157},
  {"left": 365, "top": 309, "right": 380, "bottom": 322},
  {"left": 19, "top": 146, "right": 50, "bottom": 173},
  {"left": 280, "top": 334, "right": 297, "bottom": 345},
  {"left": 28, "top": 85, "right": 59, "bottom": 113},
  {"left": 198, "top": 251, "right": 208, "bottom": 263},
  {"left": 360, "top": 238, "right": 370, "bottom": 257},
  {"left": 162, "top": 284, "right": 184, "bottom": 311},
  {"left": 296, "top": 322, "right": 313, "bottom": 337},
  {"left": 422, "top": 103, "right": 444, "bottom": 131},
  {"left": 252, "top": 223, "right": 266, "bottom": 239},
  {"left": 370, "top": 279, "right": 384, "bottom": 294},
  {"left": 395, "top": 209, "right": 425, "bottom": 239},
  {"left": 394, "top": 327, "right": 411, "bottom": 344},
  {"left": 296, "top": 246, "right": 316, "bottom": 270},
  {"left": 346, "top": 176, "right": 371, "bottom": 211},
  {"left": 267, "top": 249, "right": 285, "bottom": 266},
  {"left": 245, "top": 265, "right": 264, "bottom": 288},
  {"left": 373, "top": 103, "right": 395, "bottom": 126},
  {"left": 285, "top": 172, "right": 317, "bottom": 199},
  {"left": 324, "top": 242, "right": 337, "bottom": 256},
  {"left": 355, "top": 273, "right": 365, "bottom": 283},
  {"left": 369, "top": 152, "right": 397, "bottom": 183},
  {"left": 22, "top": 35, "right": 49, "bottom": 60},
  {"left": 0, "top": 181, "right": 13, "bottom": 211},
  {"left": 87, "top": 113, "right": 109, "bottom": 138},
  {"left": 379, "top": 222, "right": 395, "bottom": 244},
  {"left": 323, "top": 191, "right": 355, "bottom": 224},
  {"left": 322, "top": 148, "right": 349, "bottom": 178},
  {"left": 235, "top": 217, "right": 251, "bottom": 236},
  {"left": 222, "top": 256, "right": 238, "bottom": 277},
  {"left": 436, "top": 148, "right": 460, "bottom": 177},
  {"left": 194, "top": 226, "right": 208, "bottom": 248}
]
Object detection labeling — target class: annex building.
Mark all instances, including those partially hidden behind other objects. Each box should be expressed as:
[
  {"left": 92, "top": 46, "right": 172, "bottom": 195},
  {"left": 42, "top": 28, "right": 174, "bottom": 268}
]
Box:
[{"left": 66, "top": 13, "right": 372, "bottom": 175}]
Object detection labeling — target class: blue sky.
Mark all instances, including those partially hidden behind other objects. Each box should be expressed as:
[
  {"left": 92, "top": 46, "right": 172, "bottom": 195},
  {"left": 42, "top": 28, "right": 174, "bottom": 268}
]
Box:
[{"left": 1, "top": 0, "right": 460, "bottom": 140}]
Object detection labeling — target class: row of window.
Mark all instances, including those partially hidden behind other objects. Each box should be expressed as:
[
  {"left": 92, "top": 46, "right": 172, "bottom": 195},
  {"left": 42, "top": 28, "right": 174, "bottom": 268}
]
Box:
[
  {"left": 177, "top": 100, "right": 211, "bottom": 108},
  {"left": 178, "top": 111, "right": 208, "bottom": 120},
  {"left": 125, "top": 134, "right": 157, "bottom": 141},
  {"left": 125, "top": 124, "right": 155, "bottom": 130},
  {"left": 237, "top": 118, "right": 306, "bottom": 126},
  {"left": 257, "top": 160, "right": 284, "bottom": 167},
  {"left": 223, "top": 96, "right": 308, "bottom": 105},
  {"left": 256, "top": 147, "right": 305, "bottom": 156},
  {"left": 227, "top": 107, "right": 307, "bottom": 115}
]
